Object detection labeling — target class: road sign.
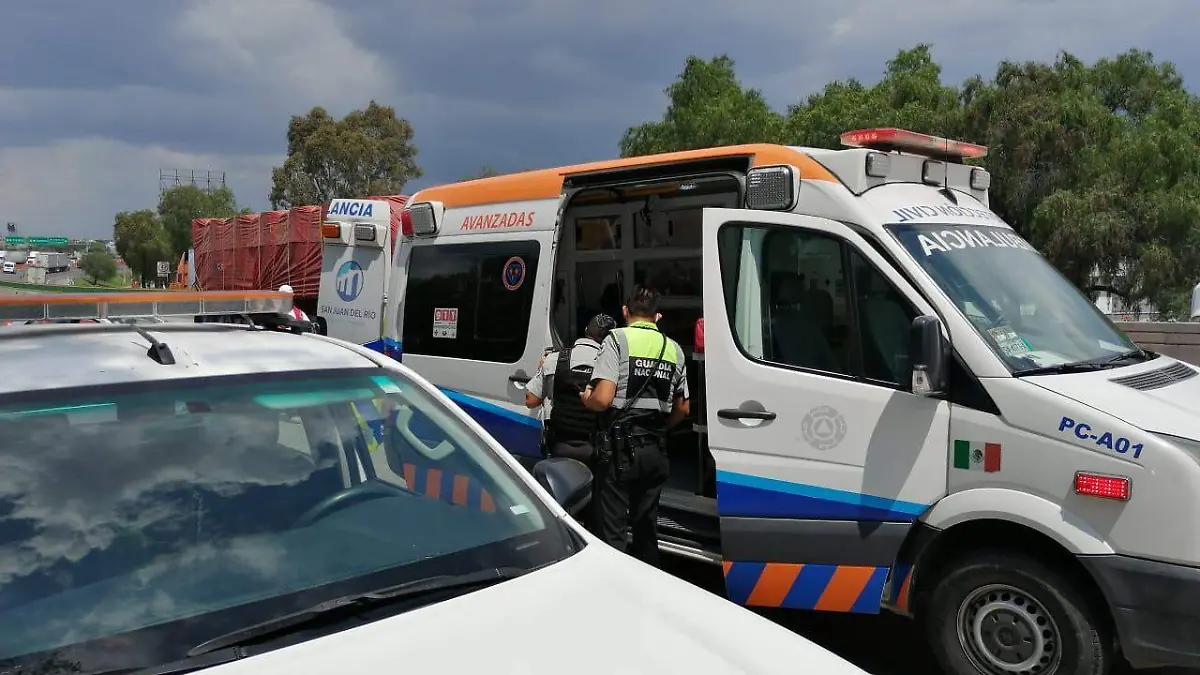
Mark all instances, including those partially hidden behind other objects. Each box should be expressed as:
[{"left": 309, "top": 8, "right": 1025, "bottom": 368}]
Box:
[
  {"left": 157, "top": 261, "right": 171, "bottom": 277},
  {"left": 4, "top": 236, "right": 24, "bottom": 246},
  {"left": 27, "top": 237, "right": 67, "bottom": 246}
]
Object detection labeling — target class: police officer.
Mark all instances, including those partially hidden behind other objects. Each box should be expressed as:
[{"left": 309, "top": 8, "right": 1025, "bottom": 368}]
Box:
[
  {"left": 524, "top": 312, "right": 617, "bottom": 464},
  {"left": 582, "top": 286, "right": 689, "bottom": 566}
]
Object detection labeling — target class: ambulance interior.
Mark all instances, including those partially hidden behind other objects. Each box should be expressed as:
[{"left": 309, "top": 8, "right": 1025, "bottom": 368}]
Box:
[{"left": 550, "top": 169, "right": 741, "bottom": 544}]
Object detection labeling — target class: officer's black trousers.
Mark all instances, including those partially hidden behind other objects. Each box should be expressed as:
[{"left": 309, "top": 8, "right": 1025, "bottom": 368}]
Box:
[{"left": 594, "top": 437, "right": 669, "bottom": 567}]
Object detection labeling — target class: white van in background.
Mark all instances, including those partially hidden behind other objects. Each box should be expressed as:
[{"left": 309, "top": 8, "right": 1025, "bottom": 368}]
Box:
[{"left": 317, "top": 198, "right": 404, "bottom": 348}]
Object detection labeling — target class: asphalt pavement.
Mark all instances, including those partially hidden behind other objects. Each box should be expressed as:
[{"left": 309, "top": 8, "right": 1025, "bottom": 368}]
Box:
[{"left": 661, "top": 557, "right": 1195, "bottom": 675}]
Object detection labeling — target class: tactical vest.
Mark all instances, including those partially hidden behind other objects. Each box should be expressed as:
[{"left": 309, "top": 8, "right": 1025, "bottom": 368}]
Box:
[{"left": 547, "top": 346, "right": 599, "bottom": 441}]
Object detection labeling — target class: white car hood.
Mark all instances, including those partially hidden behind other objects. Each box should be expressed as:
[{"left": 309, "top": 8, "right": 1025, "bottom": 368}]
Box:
[
  {"left": 207, "top": 542, "right": 864, "bottom": 675},
  {"left": 1027, "top": 357, "right": 1200, "bottom": 440}
]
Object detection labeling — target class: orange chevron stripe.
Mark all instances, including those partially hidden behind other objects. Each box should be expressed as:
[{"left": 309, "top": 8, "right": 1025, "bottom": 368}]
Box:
[
  {"left": 451, "top": 474, "right": 470, "bottom": 505},
  {"left": 814, "top": 565, "right": 877, "bottom": 612},
  {"left": 895, "top": 567, "right": 914, "bottom": 613},
  {"left": 746, "top": 563, "right": 803, "bottom": 607},
  {"left": 425, "top": 468, "right": 443, "bottom": 499}
]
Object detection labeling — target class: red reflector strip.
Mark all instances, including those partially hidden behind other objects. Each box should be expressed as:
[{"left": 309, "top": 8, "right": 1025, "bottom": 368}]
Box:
[{"left": 1074, "top": 472, "right": 1130, "bottom": 501}]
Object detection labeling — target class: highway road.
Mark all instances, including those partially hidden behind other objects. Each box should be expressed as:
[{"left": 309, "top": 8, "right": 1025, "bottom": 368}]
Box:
[{"left": 664, "top": 549, "right": 1194, "bottom": 675}]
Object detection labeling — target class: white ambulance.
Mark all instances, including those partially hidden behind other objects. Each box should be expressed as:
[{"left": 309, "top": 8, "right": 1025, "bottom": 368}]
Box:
[
  {"left": 383, "top": 129, "right": 1200, "bottom": 674},
  {"left": 317, "top": 198, "right": 403, "bottom": 349}
]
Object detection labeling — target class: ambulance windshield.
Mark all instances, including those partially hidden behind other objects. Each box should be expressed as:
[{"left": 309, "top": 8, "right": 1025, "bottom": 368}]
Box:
[{"left": 887, "top": 222, "right": 1137, "bottom": 372}]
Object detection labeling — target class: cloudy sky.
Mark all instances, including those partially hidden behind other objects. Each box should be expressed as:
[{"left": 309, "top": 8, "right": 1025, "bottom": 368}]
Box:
[{"left": 0, "top": 0, "right": 1195, "bottom": 239}]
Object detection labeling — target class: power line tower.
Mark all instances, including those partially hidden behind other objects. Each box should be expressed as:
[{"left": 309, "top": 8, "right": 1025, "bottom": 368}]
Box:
[{"left": 159, "top": 169, "right": 227, "bottom": 195}]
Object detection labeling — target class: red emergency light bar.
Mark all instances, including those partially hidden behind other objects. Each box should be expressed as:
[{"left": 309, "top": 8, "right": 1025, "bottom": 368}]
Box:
[{"left": 839, "top": 128, "right": 988, "bottom": 161}]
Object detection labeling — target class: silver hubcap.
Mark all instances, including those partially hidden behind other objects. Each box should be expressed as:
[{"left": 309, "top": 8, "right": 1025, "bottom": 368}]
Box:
[{"left": 956, "top": 583, "right": 1062, "bottom": 674}]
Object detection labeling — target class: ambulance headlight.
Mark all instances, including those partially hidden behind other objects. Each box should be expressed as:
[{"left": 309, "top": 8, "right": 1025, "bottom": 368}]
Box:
[
  {"left": 970, "top": 168, "right": 991, "bottom": 191},
  {"left": 745, "top": 165, "right": 797, "bottom": 211}
]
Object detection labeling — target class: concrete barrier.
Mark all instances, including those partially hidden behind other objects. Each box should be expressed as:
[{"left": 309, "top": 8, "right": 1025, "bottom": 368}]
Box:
[{"left": 1116, "top": 322, "right": 1200, "bottom": 366}]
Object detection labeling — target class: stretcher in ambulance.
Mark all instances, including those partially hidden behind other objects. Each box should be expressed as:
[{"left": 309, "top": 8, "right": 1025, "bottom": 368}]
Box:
[
  {"left": 383, "top": 130, "right": 1200, "bottom": 674},
  {"left": 318, "top": 198, "right": 403, "bottom": 349}
]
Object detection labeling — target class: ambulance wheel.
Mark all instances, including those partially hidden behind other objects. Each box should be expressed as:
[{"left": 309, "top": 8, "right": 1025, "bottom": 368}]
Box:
[{"left": 924, "top": 550, "right": 1113, "bottom": 675}]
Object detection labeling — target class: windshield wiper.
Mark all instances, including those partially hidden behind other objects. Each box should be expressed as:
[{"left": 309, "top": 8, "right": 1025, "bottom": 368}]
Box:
[
  {"left": 1102, "top": 348, "right": 1153, "bottom": 365},
  {"left": 187, "top": 567, "right": 528, "bottom": 657},
  {"left": 1012, "top": 361, "right": 1110, "bottom": 377}
]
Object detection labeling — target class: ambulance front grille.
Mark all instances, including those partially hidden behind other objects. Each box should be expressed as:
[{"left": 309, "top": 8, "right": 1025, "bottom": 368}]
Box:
[{"left": 1110, "top": 361, "right": 1197, "bottom": 391}]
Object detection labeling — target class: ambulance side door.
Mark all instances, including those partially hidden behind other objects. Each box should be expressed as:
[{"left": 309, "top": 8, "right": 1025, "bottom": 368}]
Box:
[
  {"left": 701, "top": 208, "right": 950, "bottom": 613},
  {"left": 390, "top": 227, "right": 556, "bottom": 465}
]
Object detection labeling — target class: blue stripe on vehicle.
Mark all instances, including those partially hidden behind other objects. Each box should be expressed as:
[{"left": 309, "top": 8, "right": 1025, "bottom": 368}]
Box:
[
  {"left": 715, "top": 470, "right": 928, "bottom": 522},
  {"left": 437, "top": 388, "right": 543, "bottom": 458}
]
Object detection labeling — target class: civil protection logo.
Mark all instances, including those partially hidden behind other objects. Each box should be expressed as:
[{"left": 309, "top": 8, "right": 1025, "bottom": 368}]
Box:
[
  {"left": 336, "top": 260, "right": 364, "bottom": 302},
  {"left": 502, "top": 256, "right": 526, "bottom": 291},
  {"left": 801, "top": 405, "right": 847, "bottom": 451}
]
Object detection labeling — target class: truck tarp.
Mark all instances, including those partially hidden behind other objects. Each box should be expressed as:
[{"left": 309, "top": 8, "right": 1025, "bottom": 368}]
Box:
[{"left": 191, "top": 196, "right": 407, "bottom": 299}]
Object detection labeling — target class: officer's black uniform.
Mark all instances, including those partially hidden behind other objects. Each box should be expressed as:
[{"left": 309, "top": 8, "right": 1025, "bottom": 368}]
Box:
[
  {"left": 586, "top": 297, "right": 689, "bottom": 567},
  {"left": 525, "top": 314, "right": 617, "bottom": 466}
]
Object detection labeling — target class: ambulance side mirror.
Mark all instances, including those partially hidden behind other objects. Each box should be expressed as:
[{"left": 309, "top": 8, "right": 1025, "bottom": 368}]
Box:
[{"left": 909, "top": 314, "right": 948, "bottom": 397}]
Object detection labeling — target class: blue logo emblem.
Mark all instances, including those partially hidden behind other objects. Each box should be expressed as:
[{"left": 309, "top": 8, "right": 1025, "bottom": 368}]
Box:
[
  {"left": 502, "top": 256, "right": 526, "bottom": 291},
  {"left": 336, "top": 260, "right": 364, "bottom": 302}
]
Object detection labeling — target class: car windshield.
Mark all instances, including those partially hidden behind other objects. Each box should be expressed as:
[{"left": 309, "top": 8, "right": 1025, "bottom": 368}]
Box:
[
  {"left": 0, "top": 369, "right": 574, "bottom": 673},
  {"left": 887, "top": 222, "right": 1137, "bottom": 372}
]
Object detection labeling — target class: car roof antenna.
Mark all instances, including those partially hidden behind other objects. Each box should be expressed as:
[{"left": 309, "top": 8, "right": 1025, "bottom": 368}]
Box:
[{"left": 133, "top": 325, "right": 177, "bottom": 365}]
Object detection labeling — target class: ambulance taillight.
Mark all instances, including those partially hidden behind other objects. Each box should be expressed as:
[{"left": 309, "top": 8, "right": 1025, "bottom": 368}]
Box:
[
  {"left": 1073, "top": 472, "right": 1131, "bottom": 501},
  {"left": 321, "top": 223, "right": 341, "bottom": 238}
]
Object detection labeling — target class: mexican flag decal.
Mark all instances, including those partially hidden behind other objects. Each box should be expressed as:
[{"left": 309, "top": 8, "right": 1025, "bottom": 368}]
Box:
[{"left": 953, "top": 440, "right": 1001, "bottom": 472}]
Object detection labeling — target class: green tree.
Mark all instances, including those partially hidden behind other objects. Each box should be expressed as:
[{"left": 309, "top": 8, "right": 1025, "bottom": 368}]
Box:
[
  {"left": 87, "top": 240, "right": 108, "bottom": 253},
  {"left": 624, "top": 45, "right": 1200, "bottom": 318},
  {"left": 269, "top": 101, "right": 422, "bottom": 208},
  {"left": 80, "top": 250, "right": 117, "bottom": 285},
  {"left": 966, "top": 50, "right": 1200, "bottom": 315},
  {"left": 158, "top": 185, "right": 243, "bottom": 260},
  {"left": 463, "top": 165, "right": 501, "bottom": 180},
  {"left": 619, "top": 55, "right": 784, "bottom": 157},
  {"left": 784, "top": 44, "right": 966, "bottom": 148},
  {"left": 113, "top": 210, "right": 170, "bottom": 286}
]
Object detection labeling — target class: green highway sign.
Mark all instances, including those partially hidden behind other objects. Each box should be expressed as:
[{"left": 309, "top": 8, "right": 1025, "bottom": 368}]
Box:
[
  {"left": 4, "top": 236, "right": 24, "bottom": 245},
  {"left": 27, "top": 237, "right": 68, "bottom": 246}
]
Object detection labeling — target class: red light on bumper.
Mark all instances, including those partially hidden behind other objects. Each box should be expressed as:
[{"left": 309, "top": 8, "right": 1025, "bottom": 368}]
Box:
[{"left": 1074, "top": 472, "right": 1131, "bottom": 501}]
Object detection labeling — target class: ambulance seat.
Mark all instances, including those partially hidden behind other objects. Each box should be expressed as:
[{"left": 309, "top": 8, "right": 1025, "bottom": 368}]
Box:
[
  {"left": 768, "top": 273, "right": 841, "bottom": 372},
  {"left": 856, "top": 263, "right": 914, "bottom": 382}
]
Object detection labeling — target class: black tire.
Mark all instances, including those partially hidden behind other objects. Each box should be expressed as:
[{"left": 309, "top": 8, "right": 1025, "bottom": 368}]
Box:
[{"left": 923, "top": 550, "right": 1114, "bottom": 675}]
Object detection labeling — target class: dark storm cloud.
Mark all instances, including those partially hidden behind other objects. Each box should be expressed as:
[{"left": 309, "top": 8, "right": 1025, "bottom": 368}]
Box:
[{"left": 0, "top": 0, "right": 1196, "bottom": 236}]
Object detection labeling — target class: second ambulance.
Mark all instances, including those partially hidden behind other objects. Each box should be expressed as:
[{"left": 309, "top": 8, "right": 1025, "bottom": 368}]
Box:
[
  {"left": 317, "top": 198, "right": 404, "bottom": 348},
  {"left": 383, "top": 129, "right": 1200, "bottom": 674}
]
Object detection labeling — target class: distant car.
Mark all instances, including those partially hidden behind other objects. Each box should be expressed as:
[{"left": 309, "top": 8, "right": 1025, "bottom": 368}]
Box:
[
  {"left": 1, "top": 261, "right": 14, "bottom": 274},
  {"left": 0, "top": 291, "right": 867, "bottom": 675}
]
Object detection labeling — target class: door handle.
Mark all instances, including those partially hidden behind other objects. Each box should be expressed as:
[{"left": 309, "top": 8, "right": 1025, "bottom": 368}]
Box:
[
  {"left": 509, "top": 374, "right": 531, "bottom": 385},
  {"left": 717, "top": 408, "right": 776, "bottom": 421}
]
